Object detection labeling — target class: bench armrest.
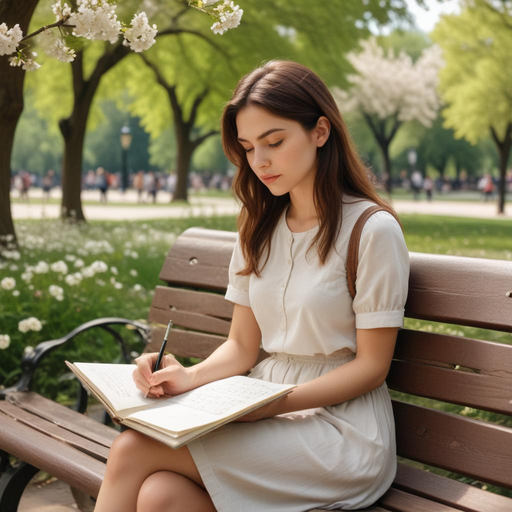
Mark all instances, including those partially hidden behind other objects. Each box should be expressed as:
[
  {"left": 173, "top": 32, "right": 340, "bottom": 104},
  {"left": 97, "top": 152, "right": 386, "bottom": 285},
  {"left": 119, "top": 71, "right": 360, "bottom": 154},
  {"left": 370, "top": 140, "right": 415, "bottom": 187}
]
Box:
[{"left": 0, "top": 318, "right": 151, "bottom": 400}]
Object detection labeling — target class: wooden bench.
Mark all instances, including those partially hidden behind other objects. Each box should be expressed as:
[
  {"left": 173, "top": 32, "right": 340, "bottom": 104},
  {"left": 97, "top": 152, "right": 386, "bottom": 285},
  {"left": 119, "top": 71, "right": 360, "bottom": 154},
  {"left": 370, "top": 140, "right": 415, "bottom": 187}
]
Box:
[{"left": 1, "top": 226, "right": 511, "bottom": 512}]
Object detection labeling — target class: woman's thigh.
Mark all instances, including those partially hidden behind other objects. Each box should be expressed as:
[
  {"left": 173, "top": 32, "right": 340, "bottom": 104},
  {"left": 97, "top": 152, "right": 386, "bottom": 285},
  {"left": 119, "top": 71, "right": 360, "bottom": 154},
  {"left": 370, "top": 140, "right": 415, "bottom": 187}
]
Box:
[{"left": 108, "top": 429, "right": 204, "bottom": 487}]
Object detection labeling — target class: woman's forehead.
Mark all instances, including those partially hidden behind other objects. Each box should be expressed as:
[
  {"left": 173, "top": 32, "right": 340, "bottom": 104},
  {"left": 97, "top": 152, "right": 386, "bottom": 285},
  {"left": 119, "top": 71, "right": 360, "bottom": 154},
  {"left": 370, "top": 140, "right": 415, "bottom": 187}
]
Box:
[{"left": 236, "top": 105, "right": 295, "bottom": 139}]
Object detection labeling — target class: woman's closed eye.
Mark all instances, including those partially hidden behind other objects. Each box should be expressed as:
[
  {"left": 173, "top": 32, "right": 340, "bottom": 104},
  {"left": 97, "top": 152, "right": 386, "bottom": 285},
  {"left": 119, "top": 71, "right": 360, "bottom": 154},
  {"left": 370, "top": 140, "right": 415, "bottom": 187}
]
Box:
[{"left": 244, "top": 140, "right": 283, "bottom": 153}]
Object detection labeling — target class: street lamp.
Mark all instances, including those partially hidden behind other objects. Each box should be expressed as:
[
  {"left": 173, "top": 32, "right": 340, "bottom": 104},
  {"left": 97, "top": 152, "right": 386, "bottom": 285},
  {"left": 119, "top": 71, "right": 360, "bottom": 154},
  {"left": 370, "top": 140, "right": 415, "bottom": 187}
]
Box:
[{"left": 120, "top": 124, "right": 133, "bottom": 192}]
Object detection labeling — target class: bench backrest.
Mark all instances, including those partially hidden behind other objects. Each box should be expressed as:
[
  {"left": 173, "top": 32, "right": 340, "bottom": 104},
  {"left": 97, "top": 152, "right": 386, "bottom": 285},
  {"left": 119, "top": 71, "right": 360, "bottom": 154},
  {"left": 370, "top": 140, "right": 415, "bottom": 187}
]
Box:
[{"left": 147, "top": 227, "right": 512, "bottom": 493}]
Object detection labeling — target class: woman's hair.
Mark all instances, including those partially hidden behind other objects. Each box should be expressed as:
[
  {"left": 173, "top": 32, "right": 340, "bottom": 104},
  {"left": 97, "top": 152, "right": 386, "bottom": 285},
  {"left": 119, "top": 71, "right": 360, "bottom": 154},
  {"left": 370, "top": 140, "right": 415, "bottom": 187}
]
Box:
[{"left": 221, "top": 60, "right": 400, "bottom": 277}]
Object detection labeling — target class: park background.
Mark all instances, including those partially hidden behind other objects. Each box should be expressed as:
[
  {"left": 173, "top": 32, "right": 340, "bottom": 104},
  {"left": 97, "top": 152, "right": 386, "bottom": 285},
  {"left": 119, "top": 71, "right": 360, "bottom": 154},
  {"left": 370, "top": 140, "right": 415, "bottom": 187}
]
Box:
[{"left": 1, "top": 0, "right": 512, "bottom": 509}]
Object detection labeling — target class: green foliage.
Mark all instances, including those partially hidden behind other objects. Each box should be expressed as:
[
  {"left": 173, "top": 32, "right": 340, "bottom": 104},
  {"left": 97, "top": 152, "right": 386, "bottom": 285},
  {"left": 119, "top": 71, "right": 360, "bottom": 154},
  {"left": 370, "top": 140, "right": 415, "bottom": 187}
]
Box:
[{"left": 432, "top": 3, "right": 512, "bottom": 144}]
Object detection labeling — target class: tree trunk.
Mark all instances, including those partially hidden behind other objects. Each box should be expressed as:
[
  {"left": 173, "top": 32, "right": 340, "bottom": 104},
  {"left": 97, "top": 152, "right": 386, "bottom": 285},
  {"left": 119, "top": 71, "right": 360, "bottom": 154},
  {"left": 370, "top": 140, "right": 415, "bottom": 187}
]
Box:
[
  {"left": 0, "top": 0, "right": 39, "bottom": 249},
  {"left": 491, "top": 125, "right": 512, "bottom": 215},
  {"left": 173, "top": 140, "right": 194, "bottom": 201},
  {"left": 377, "top": 138, "right": 392, "bottom": 194}
]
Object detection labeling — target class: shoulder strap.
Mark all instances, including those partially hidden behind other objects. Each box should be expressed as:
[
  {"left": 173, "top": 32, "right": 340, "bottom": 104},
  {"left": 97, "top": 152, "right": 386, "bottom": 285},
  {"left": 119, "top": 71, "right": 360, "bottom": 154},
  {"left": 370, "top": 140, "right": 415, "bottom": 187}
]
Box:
[{"left": 346, "top": 205, "right": 388, "bottom": 300}]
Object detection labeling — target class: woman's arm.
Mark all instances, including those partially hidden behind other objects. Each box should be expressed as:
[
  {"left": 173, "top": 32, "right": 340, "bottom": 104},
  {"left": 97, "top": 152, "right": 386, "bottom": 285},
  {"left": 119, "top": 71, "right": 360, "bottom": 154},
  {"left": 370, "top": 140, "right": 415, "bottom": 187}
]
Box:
[
  {"left": 188, "top": 303, "right": 262, "bottom": 388},
  {"left": 236, "top": 327, "right": 398, "bottom": 421}
]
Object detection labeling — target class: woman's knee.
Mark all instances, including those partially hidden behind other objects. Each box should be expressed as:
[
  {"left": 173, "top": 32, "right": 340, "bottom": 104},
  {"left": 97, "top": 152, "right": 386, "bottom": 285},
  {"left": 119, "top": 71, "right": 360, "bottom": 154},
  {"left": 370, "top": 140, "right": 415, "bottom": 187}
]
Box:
[
  {"left": 137, "top": 472, "right": 183, "bottom": 512},
  {"left": 106, "top": 429, "right": 148, "bottom": 476}
]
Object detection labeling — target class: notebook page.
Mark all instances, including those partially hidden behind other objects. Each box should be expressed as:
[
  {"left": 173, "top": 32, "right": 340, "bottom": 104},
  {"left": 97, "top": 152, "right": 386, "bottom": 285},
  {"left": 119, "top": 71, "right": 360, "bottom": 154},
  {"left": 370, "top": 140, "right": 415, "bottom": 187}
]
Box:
[
  {"left": 128, "top": 376, "right": 295, "bottom": 435},
  {"left": 74, "top": 363, "right": 154, "bottom": 412}
]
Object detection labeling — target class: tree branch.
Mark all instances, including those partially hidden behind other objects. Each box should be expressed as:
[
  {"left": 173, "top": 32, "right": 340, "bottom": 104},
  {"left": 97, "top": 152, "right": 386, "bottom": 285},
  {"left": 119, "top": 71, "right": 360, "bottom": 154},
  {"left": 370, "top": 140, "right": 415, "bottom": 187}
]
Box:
[
  {"left": 188, "top": 87, "right": 210, "bottom": 127},
  {"left": 192, "top": 129, "right": 219, "bottom": 149}
]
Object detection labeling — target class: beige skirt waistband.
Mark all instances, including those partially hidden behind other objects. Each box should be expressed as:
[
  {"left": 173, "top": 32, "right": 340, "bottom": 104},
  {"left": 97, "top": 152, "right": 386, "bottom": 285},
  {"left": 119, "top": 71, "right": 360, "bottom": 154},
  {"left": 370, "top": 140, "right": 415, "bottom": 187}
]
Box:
[{"left": 269, "top": 348, "right": 355, "bottom": 364}]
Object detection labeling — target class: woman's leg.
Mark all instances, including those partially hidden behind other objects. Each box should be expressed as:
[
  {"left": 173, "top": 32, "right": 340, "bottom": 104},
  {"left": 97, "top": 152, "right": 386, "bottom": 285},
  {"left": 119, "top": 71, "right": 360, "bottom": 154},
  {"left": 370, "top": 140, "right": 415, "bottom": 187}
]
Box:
[
  {"left": 94, "top": 429, "right": 214, "bottom": 512},
  {"left": 136, "top": 471, "right": 216, "bottom": 512}
]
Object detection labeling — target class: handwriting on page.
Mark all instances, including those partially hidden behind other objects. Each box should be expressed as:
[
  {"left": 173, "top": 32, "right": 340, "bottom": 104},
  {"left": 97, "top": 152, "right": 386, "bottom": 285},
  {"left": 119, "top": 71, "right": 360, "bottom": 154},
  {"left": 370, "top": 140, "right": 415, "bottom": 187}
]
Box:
[
  {"left": 86, "top": 365, "right": 142, "bottom": 399},
  {"left": 166, "top": 379, "right": 284, "bottom": 416}
]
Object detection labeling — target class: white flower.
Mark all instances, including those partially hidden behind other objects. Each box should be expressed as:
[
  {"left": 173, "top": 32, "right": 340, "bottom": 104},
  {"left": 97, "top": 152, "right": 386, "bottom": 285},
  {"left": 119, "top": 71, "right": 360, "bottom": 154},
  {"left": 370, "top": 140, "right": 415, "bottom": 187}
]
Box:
[
  {"left": 96, "top": 279, "right": 106, "bottom": 286},
  {"left": 133, "top": 284, "right": 143, "bottom": 292},
  {"left": 2, "top": 250, "right": 21, "bottom": 260},
  {"left": 39, "top": 29, "right": 76, "bottom": 62},
  {"left": 65, "top": 254, "right": 77, "bottom": 262},
  {"left": 123, "top": 12, "right": 157, "bottom": 53},
  {"left": 12, "top": 290, "right": 20, "bottom": 297},
  {"left": 114, "top": 282, "right": 123, "bottom": 290},
  {"left": 51, "top": 260, "right": 69, "bottom": 274},
  {"left": 68, "top": 0, "right": 122, "bottom": 44},
  {"left": 19, "top": 317, "right": 43, "bottom": 333},
  {"left": 0, "top": 334, "right": 10, "bottom": 350},
  {"left": 110, "top": 266, "right": 119, "bottom": 275},
  {"left": 9, "top": 52, "right": 41, "bottom": 71},
  {"left": 49, "top": 284, "right": 64, "bottom": 301},
  {"left": 90, "top": 260, "right": 108, "bottom": 273},
  {"left": 34, "top": 261, "right": 49, "bottom": 274},
  {"left": 131, "top": 251, "right": 139, "bottom": 259},
  {"left": 65, "top": 272, "right": 82, "bottom": 286},
  {"left": 9, "top": 264, "right": 18, "bottom": 271},
  {"left": 129, "top": 269, "right": 138, "bottom": 277},
  {"left": 82, "top": 266, "right": 95, "bottom": 278},
  {"left": 24, "top": 345, "right": 35, "bottom": 356},
  {"left": 51, "top": 0, "right": 72, "bottom": 21},
  {"left": 211, "top": 1, "right": 243, "bottom": 35},
  {"left": 1, "top": 277, "right": 16, "bottom": 290},
  {"left": 0, "top": 23, "right": 23, "bottom": 56},
  {"left": 74, "top": 258, "right": 85, "bottom": 268}
]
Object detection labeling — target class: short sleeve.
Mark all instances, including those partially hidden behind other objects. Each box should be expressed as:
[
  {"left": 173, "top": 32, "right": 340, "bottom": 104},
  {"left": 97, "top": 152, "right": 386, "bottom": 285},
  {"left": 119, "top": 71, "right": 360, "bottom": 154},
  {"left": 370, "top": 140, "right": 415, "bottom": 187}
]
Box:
[
  {"left": 352, "top": 211, "right": 410, "bottom": 329},
  {"left": 224, "top": 234, "right": 251, "bottom": 307}
]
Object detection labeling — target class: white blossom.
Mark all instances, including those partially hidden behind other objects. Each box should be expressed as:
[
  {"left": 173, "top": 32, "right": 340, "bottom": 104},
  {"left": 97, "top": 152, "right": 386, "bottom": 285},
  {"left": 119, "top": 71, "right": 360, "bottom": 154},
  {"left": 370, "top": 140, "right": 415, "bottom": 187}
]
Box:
[
  {"left": 0, "top": 334, "right": 11, "bottom": 350},
  {"left": 68, "top": 0, "right": 122, "bottom": 44},
  {"left": 65, "top": 254, "right": 77, "bottom": 262},
  {"left": 333, "top": 38, "right": 444, "bottom": 127},
  {"left": 65, "top": 272, "right": 82, "bottom": 286},
  {"left": 110, "top": 266, "right": 119, "bottom": 275},
  {"left": 52, "top": 0, "right": 72, "bottom": 21},
  {"left": 39, "top": 29, "right": 76, "bottom": 63},
  {"left": 130, "top": 269, "right": 138, "bottom": 277},
  {"left": 0, "top": 23, "right": 23, "bottom": 56},
  {"left": 123, "top": 12, "right": 157, "bottom": 53},
  {"left": 211, "top": 1, "right": 243, "bottom": 35},
  {"left": 2, "top": 250, "right": 21, "bottom": 260},
  {"left": 49, "top": 284, "right": 65, "bottom": 301},
  {"left": 12, "top": 290, "right": 20, "bottom": 297},
  {"left": 74, "top": 258, "right": 85, "bottom": 268},
  {"left": 90, "top": 260, "right": 108, "bottom": 273},
  {"left": 21, "top": 272, "right": 33, "bottom": 282},
  {"left": 133, "top": 284, "right": 143, "bottom": 292},
  {"left": 9, "top": 52, "right": 41, "bottom": 71},
  {"left": 34, "top": 261, "right": 50, "bottom": 274},
  {"left": 19, "top": 317, "right": 43, "bottom": 333},
  {"left": 9, "top": 264, "right": 18, "bottom": 271},
  {"left": 1, "top": 277, "right": 16, "bottom": 290},
  {"left": 24, "top": 345, "right": 35, "bottom": 356},
  {"left": 82, "top": 266, "right": 95, "bottom": 278},
  {"left": 50, "top": 260, "right": 69, "bottom": 274}
]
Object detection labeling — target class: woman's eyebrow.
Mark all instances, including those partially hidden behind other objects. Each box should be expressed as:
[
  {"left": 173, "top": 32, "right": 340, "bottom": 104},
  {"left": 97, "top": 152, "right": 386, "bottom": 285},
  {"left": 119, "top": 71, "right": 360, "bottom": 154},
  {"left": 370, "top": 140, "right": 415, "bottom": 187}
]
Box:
[{"left": 237, "top": 128, "right": 286, "bottom": 142}]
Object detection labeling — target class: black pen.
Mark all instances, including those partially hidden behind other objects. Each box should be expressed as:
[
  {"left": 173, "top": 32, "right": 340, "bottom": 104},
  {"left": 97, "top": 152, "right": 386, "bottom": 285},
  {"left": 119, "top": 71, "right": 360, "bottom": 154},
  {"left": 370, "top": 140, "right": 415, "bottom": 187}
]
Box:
[{"left": 153, "top": 320, "right": 173, "bottom": 373}]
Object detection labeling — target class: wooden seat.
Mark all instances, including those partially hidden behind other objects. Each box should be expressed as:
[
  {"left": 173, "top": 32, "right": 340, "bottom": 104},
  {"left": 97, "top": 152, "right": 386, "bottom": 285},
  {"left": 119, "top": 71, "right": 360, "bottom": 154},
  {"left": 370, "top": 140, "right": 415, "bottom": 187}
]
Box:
[{"left": 1, "top": 227, "right": 511, "bottom": 511}]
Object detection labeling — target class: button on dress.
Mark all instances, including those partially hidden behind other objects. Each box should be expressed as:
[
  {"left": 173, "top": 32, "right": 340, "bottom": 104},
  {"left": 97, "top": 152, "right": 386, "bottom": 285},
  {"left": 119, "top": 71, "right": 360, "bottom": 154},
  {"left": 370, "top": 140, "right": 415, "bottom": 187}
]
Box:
[{"left": 187, "top": 194, "right": 410, "bottom": 511}]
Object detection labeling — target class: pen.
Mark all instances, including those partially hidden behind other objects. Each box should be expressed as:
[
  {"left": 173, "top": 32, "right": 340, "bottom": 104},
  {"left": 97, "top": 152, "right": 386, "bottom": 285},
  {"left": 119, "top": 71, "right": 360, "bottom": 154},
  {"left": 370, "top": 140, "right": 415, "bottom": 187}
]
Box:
[{"left": 153, "top": 320, "right": 173, "bottom": 373}]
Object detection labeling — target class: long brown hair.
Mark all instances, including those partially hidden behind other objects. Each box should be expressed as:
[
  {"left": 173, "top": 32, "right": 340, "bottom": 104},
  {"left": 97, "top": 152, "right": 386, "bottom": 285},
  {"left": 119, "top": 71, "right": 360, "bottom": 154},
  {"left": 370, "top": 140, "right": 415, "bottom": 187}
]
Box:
[{"left": 221, "top": 60, "right": 400, "bottom": 277}]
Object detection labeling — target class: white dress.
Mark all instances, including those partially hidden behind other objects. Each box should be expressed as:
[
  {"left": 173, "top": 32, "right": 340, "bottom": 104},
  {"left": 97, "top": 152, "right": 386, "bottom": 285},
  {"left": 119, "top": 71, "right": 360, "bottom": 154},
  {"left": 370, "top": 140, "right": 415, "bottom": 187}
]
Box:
[{"left": 187, "top": 194, "right": 410, "bottom": 511}]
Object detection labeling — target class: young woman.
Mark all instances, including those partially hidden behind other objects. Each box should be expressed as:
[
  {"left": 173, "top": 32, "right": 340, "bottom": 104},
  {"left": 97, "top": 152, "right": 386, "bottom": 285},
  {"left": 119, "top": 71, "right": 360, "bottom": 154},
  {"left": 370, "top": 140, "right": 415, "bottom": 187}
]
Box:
[{"left": 94, "top": 60, "right": 410, "bottom": 512}]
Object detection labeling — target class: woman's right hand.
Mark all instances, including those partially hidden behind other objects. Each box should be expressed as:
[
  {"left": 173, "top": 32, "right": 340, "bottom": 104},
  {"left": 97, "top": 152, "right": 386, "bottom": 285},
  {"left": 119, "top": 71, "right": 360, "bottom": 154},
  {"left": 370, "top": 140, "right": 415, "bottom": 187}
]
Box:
[{"left": 133, "top": 353, "right": 196, "bottom": 398}]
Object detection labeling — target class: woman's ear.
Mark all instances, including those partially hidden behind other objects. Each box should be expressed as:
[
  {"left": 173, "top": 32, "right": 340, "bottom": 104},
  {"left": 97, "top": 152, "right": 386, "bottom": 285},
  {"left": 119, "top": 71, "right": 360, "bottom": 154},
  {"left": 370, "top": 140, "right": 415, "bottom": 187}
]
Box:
[{"left": 315, "top": 116, "right": 331, "bottom": 147}]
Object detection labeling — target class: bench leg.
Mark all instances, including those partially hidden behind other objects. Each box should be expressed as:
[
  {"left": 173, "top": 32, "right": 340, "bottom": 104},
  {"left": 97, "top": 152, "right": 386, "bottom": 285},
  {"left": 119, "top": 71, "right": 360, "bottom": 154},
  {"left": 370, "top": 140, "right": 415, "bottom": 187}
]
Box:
[
  {"left": 70, "top": 486, "right": 95, "bottom": 512},
  {"left": 0, "top": 450, "right": 39, "bottom": 512}
]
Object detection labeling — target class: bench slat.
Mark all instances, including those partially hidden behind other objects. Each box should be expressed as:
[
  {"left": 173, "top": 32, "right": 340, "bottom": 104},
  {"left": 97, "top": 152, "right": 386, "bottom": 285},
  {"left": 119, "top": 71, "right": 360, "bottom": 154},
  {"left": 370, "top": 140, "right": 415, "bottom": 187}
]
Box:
[
  {"left": 388, "top": 360, "right": 512, "bottom": 415},
  {"left": 394, "top": 463, "right": 512, "bottom": 512},
  {"left": 392, "top": 401, "right": 512, "bottom": 489},
  {"left": 0, "top": 413, "right": 104, "bottom": 498},
  {"left": 6, "top": 391, "right": 117, "bottom": 447},
  {"left": 379, "top": 487, "right": 462, "bottom": 511},
  {"left": 406, "top": 252, "right": 512, "bottom": 332},
  {"left": 0, "top": 401, "right": 110, "bottom": 461}
]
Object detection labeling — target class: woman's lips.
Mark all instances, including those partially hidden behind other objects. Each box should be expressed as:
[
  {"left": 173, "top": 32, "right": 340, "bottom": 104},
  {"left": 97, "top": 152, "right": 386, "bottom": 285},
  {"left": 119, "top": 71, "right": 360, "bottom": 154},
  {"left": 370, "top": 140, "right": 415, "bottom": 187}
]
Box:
[{"left": 262, "top": 175, "right": 281, "bottom": 183}]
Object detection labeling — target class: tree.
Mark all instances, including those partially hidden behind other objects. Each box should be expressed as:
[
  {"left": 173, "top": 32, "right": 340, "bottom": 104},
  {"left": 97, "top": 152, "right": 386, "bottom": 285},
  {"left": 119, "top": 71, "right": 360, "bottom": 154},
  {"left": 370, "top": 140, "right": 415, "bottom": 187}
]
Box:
[
  {"left": 333, "top": 37, "right": 444, "bottom": 191},
  {"left": 0, "top": 0, "right": 39, "bottom": 250},
  {"left": 432, "top": 1, "right": 512, "bottom": 213}
]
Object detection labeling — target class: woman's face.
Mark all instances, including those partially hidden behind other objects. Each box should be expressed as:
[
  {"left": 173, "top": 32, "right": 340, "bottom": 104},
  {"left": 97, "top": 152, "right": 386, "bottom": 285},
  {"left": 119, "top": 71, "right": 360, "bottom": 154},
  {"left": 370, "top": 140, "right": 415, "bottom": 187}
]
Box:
[{"left": 235, "top": 105, "right": 329, "bottom": 196}]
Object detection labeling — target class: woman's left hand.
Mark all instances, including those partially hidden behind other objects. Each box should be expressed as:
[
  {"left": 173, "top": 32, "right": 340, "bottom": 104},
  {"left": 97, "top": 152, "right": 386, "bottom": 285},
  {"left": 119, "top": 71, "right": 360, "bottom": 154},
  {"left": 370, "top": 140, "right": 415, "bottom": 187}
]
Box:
[{"left": 234, "top": 395, "right": 287, "bottom": 422}]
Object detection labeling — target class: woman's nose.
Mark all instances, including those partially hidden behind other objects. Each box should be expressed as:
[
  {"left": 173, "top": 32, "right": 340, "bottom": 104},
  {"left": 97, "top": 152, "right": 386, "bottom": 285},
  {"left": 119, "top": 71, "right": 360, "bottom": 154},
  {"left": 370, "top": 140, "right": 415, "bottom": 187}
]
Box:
[{"left": 252, "top": 148, "right": 270, "bottom": 168}]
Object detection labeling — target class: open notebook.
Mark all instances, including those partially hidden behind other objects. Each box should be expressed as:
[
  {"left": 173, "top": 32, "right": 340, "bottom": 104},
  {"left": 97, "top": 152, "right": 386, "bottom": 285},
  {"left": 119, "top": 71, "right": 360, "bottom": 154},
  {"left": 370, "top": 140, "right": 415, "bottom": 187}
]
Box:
[{"left": 65, "top": 362, "right": 296, "bottom": 449}]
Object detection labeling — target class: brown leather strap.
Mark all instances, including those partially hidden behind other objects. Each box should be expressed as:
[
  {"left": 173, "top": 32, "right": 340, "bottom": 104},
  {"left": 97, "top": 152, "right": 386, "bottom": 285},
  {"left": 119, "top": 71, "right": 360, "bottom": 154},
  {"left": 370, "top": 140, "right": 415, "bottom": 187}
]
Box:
[{"left": 346, "top": 206, "right": 388, "bottom": 300}]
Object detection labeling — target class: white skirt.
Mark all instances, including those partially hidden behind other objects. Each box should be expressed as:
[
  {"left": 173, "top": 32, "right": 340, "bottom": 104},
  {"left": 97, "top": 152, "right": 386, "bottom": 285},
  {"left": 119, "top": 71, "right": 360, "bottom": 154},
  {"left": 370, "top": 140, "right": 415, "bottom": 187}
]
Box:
[{"left": 187, "top": 348, "right": 396, "bottom": 511}]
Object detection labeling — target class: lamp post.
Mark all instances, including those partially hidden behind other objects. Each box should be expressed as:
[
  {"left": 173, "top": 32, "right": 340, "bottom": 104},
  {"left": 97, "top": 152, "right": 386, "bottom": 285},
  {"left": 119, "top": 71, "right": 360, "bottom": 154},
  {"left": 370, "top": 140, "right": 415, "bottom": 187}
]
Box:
[{"left": 120, "top": 124, "right": 133, "bottom": 193}]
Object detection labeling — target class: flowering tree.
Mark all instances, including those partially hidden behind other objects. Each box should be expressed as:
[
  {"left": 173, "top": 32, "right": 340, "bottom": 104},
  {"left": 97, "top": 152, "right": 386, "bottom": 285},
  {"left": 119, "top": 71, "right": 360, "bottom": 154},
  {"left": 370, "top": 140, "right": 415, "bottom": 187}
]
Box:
[
  {"left": 334, "top": 37, "right": 444, "bottom": 190},
  {"left": 0, "top": 0, "right": 244, "bottom": 241},
  {"left": 432, "top": 0, "right": 512, "bottom": 214}
]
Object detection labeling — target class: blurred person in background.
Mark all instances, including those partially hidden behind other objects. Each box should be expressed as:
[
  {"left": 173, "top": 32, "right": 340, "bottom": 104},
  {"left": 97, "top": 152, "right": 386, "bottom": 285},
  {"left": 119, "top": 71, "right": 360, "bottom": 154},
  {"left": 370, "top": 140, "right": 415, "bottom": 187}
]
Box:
[
  {"left": 42, "top": 169, "right": 55, "bottom": 202},
  {"left": 96, "top": 167, "right": 109, "bottom": 204},
  {"left": 134, "top": 171, "right": 144, "bottom": 203}
]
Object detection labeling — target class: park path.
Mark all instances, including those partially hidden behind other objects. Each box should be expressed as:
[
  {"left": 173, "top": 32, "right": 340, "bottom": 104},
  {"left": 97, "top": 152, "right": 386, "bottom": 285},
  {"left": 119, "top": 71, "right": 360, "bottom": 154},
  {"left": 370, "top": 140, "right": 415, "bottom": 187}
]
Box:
[{"left": 11, "top": 189, "right": 511, "bottom": 221}]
